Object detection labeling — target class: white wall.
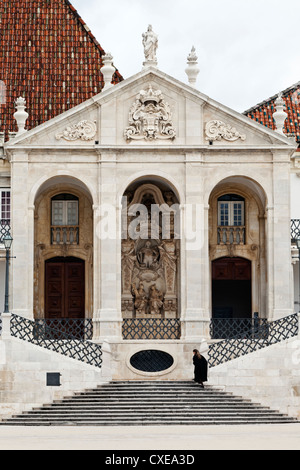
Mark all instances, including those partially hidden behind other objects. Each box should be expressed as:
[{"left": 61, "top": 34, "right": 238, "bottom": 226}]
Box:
[
  {"left": 0, "top": 335, "right": 110, "bottom": 419},
  {"left": 209, "top": 334, "right": 300, "bottom": 419}
]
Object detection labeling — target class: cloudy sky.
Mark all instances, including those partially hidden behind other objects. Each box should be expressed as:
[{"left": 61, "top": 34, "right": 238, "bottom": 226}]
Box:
[{"left": 71, "top": 0, "right": 300, "bottom": 112}]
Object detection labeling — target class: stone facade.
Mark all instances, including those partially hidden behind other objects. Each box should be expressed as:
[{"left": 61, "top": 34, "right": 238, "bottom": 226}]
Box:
[{"left": 0, "top": 42, "right": 297, "bottom": 382}]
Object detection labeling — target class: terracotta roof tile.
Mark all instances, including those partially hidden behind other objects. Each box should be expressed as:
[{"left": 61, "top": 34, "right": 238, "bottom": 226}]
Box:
[
  {"left": 0, "top": 0, "right": 123, "bottom": 140},
  {"left": 244, "top": 82, "right": 300, "bottom": 144}
]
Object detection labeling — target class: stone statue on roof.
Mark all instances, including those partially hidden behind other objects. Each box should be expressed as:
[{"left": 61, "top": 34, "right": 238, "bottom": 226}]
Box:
[{"left": 142, "top": 25, "right": 158, "bottom": 67}]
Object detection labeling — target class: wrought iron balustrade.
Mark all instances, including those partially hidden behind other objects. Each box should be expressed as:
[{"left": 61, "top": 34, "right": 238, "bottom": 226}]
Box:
[
  {"left": 208, "top": 313, "right": 299, "bottom": 368},
  {"left": 122, "top": 318, "right": 181, "bottom": 340},
  {"left": 51, "top": 225, "right": 79, "bottom": 245},
  {"left": 0, "top": 219, "right": 11, "bottom": 243},
  {"left": 291, "top": 219, "right": 300, "bottom": 242},
  {"left": 217, "top": 226, "right": 245, "bottom": 245},
  {"left": 10, "top": 314, "right": 102, "bottom": 368},
  {"left": 33, "top": 318, "right": 93, "bottom": 341},
  {"left": 210, "top": 317, "right": 269, "bottom": 340}
]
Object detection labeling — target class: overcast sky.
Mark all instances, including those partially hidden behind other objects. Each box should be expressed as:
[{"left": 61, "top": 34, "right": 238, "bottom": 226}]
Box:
[{"left": 71, "top": 0, "right": 300, "bottom": 112}]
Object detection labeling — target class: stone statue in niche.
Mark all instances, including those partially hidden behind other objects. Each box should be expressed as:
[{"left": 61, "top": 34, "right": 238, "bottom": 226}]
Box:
[
  {"left": 137, "top": 240, "right": 159, "bottom": 268},
  {"left": 149, "top": 285, "right": 164, "bottom": 315},
  {"left": 131, "top": 282, "right": 148, "bottom": 316}
]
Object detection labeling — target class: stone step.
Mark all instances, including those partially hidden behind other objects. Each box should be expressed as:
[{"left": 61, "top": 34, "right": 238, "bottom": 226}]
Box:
[
  {"left": 3, "top": 417, "right": 296, "bottom": 426},
  {"left": 1, "top": 381, "right": 298, "bottom": 426}
]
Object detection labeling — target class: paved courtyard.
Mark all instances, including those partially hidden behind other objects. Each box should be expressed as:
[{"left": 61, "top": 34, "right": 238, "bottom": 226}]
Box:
[{"left": 0, "top": 424, "right": 299, "bottom": 450}]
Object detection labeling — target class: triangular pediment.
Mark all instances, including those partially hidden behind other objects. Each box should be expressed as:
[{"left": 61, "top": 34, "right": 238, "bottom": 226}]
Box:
[{"left": 6, "top": 67, "right": 296, "bottom": 151}]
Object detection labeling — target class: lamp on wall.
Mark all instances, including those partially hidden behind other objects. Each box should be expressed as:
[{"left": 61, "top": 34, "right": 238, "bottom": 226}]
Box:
[{"left": 3, "top": 234, "right": 13, "bottom": 314}]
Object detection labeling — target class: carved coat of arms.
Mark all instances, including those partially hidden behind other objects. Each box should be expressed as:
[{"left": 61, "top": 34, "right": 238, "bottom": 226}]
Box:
[{"left": 124, "top": 85, "right": 176, "bottom": 141}]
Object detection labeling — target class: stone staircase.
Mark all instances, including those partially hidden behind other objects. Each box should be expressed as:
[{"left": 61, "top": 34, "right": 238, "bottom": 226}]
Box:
[{"left": 1, "top": 381, "right": 298, "bottom": 426}]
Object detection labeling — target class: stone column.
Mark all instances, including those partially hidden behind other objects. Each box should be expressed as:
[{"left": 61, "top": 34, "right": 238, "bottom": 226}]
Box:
[
  {"left": 10, "top": 151, "right": 34, "bottom": 319},
  {"left": 181, "top": 155, "right": 209, "bottom": 340},
  {"left": 269, "top": 151, "right": 294, "bottom": 320},
  {"left": 93, "top": 153, "right": 122, "bottom": 341}
]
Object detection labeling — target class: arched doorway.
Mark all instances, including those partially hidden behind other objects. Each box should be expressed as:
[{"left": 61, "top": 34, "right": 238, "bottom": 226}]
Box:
[
  {"left": 45, "top": 257, "right": 85, "bottom": 320},
  {"left": 212, "top": 257, "right": 252, "bottom": 319}
]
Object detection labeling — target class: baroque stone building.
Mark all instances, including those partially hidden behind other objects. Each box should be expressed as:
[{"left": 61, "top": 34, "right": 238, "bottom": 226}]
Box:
[
  {"left": 0, "top": 3, "right": 299, "bottom": 409},
  {"left": 0, "top": 20, "right": 297, "bottom": 383}
]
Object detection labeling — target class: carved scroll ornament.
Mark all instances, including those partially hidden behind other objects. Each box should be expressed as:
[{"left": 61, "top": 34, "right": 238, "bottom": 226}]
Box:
[
  {"left": 56, "top": 120, "right": 97, "bottom": 141},
  {"left": 205, "top": 120, "right": 246, "bottom": 142},
  {"left": 124, "top": 85, "right": 176, "bottom": 142}
]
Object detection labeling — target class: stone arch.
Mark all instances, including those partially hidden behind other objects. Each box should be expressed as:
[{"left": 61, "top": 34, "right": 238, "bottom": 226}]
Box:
[
  {"left": 33, "top": 175, "right": 94, "bottom": 320},
  {"left": 118, "top": 170, "right": 183, "bottom": 206},
  {"left": 30, "top": 172, "right": 97, "bottom": 209},
  {"left": 208, "top": 175, "right": 268, "bottom": 319}
]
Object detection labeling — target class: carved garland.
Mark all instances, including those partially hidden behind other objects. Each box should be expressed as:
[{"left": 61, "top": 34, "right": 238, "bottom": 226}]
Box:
[
  {"left": 205, "top": 120, "right": 246, "bottom": 142},
  {"left": 56, "top": 120, "right": 97, "bottom": 141}
]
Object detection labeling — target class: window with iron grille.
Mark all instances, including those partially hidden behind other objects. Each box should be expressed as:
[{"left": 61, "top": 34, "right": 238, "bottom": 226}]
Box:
[{"left": 0, "top": 189, "right": 10, "bottom": 221}]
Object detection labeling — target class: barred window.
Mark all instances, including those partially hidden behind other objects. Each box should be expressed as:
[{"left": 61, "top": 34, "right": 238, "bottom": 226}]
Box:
[{"left": 0, "top": 190, "right": 10, "bottom": 221}]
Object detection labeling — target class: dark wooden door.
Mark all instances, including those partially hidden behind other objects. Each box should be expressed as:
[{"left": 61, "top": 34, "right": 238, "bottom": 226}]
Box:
[
  {"left": 45, "top": 257, "right": 85, "bottom": 319},
  {"left": 212, "top": 257, "right": 252, "bottom": 319}
]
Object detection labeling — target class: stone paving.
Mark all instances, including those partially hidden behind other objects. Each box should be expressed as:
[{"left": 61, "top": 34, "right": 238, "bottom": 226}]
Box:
[{"left": 0, "top": 424, "right": 299, "bottom": 450}]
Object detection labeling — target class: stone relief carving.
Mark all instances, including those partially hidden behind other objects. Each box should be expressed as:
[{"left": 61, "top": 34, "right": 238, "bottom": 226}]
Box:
[
  {"left": 124, "top": 85, "right": 176, "bottom": 142},
  {"left": 121, "top": 184, "right": 179, "bottom": 319},
  {"left": 205, "top": 120, "right": 246, "bottom": 142},
  {"left": 56, "top": 120, "right": 97, "bottom": 141}
]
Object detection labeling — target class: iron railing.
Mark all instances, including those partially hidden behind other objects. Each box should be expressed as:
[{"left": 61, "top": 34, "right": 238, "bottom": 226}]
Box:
[
  {"left": 210, "top": 317, "right": 269, "bottom": 340},
  {"left": 0, "top": 219, "right": 11, "bottom": 243},
  {"left": 208, "top": 313, "right": 299, "bottom": 368},
  {"left": 122, "top": 318, "right": 181, "bottom": 340},
  {"left": 291, "top": 219, "right": 300, "bottom": 242},
  {"left": 32, "top": 318, "right": 93, "bottom": 341},
  {"left": 10, "top": 314, "right": 102, "bottom": 368}
]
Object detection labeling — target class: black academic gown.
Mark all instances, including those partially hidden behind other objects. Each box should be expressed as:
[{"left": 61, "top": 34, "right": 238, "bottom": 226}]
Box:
[{"left": 193, "top": 354, "right": 208, "bottom": 383}]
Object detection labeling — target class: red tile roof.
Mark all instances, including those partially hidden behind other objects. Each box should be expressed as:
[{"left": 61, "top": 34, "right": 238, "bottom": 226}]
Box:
[
  {"left": 244, "top": 82, "right": 300, "bottom": 145},
  {"left": 0, "top": 0, "right": 123, "bottom": 140}
]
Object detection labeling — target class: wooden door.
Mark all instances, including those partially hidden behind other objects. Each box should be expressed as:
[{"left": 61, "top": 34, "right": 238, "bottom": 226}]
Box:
[
  {"left": 45, "top": 257, "right": 85, "bottom": 319},
  {"left": 212, "top": 257, "right": 252, "bottom": 319}
]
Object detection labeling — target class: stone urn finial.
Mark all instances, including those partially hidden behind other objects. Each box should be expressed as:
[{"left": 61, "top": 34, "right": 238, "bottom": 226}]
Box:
[
  {"left": 185, "top": 46, "right": 200, "bottom": 88},
  {"left": 14, "top": 96, "right": 29, "bottom": 135},
  {"left": 101, "top": 52, "right": 115, "bottom": 91},
  {"left": 273, "top": 92, "right": 288, "bottom": 135}
]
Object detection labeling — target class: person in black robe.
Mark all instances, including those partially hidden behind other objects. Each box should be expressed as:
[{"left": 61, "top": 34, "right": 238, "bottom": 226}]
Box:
[{"left": 193, "top": 349, "right": 208, "bottom": 388}]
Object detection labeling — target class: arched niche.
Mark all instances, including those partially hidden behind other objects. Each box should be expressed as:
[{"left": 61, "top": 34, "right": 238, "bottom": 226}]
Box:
[
  {"left": 121, "top": 177, "right": 181, "bottom": 329},
  {"left": 33, "top": 175, "right": 93, "bottom": 320}
]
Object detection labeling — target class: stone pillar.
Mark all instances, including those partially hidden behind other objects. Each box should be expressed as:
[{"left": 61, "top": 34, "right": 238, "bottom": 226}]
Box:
[
  {"left": 10, "top": 151, "right": 34, "bottom": 319},
  {"left": 1, "top": 312, "right": 11, "bottom": 339},
  {"left": 181, "top": 156, "right": 209, "bottom": 340},
  {"left": 269, "top": 151, "right": 294, "bottom": 320},
  {"left": 93, "top": 154, "right": 122, "bottom": 341}
]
